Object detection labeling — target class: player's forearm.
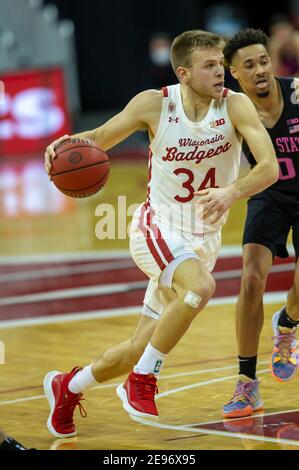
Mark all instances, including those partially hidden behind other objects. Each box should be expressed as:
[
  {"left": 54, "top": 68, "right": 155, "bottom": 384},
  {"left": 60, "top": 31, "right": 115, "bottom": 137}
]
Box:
[
  {"left": 72, "top": 129, "right": 98, "bottom": 141},
  {"left": 72, "top": 126, "right": 131, "bottom": 151},
  {"left": 72, "top": 128, "right": 110, "bottom": 150},
  {"left": 230, "top": 159, "right": 279, "bottom": 200}
]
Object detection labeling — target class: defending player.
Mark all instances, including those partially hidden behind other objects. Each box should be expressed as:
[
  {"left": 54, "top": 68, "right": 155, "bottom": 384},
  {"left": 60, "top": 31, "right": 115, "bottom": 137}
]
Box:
[
  {"left": 43, "top": 30, "right": 278, "bottom": 437},
  {"left": 223, "top": 28, "right": 299, "bottom": 419}
]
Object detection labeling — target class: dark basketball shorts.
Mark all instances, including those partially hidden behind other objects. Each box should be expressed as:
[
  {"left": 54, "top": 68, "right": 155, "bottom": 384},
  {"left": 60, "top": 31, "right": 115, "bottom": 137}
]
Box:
[{"left": 243, "top": 196, "right": 299, "bottom": 258}]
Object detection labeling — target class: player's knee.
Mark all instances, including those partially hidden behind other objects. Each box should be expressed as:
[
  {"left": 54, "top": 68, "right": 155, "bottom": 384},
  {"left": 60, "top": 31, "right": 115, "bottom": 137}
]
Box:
[
  {"left": 182, "top": 275, "right": 215, "bottom": 310},
  {"left": 241, "top": 270, "right": 266, "bottom": 297},
  {"left": 195, "top": 274, "right": 215, "bottom": 301}
]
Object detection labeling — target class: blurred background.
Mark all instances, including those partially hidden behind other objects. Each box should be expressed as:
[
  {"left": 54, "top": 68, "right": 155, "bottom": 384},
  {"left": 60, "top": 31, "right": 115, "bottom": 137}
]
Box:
[{"left": 1, "top": 0, "right": 299, "bottom": 257}]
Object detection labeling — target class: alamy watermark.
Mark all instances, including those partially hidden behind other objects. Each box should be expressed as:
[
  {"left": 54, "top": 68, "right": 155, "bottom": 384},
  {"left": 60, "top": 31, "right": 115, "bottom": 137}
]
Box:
[
  {"left": 94, "top": 196, "right": 204, "bottom": 240},
  {"left": 95, "top": 197, "right": 140, "bottom": 240}
]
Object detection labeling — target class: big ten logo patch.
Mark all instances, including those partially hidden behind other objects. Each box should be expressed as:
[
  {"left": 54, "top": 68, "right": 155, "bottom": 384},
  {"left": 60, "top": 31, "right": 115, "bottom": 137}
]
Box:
[
  {"left": 210, "top": 118, "right": 225, "bottom": 128},
  {"left": 0, "top": 340, "right": 5, "bottom": 364}
]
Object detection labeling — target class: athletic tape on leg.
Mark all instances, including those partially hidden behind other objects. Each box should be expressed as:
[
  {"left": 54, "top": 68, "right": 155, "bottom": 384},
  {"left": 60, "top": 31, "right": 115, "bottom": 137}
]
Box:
[{"left": 184, "top": 291, "right": 201, "bottom": 308}]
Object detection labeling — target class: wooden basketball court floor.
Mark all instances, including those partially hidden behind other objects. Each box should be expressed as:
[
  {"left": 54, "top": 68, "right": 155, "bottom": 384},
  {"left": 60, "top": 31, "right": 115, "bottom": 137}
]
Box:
[
  {"left": 0, "top": 303, "right": 299, "bottom": 451},
  {"left": 1, "top": 158, "right": 299, "bottom": 450}
]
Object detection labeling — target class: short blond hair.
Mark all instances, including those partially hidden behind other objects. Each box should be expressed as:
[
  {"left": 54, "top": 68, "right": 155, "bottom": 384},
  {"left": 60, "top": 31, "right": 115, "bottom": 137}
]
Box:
[{"left": 170, "top": 30, "right": 223, "bottom": 77}]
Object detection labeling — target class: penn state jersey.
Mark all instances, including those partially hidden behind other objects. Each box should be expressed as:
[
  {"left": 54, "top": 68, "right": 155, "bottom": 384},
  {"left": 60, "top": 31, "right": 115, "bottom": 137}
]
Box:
[{"left": 243, "top": 77, "right": 299, "bottom": 207}]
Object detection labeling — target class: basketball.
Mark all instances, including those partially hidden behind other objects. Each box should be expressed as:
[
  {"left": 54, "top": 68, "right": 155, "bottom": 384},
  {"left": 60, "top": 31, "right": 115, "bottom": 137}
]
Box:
[{"left": 50, "top": 138, "right": 110, "bottom": 198}]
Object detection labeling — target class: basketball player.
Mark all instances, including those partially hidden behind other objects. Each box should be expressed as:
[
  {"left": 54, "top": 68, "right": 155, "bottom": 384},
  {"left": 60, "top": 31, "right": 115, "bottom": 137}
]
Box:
[
  {"left": 43, "top": 30, "right": 278, "bottom": 437},
  {"left": 222, "top": 28, "right": 299, "bottom": 419}
]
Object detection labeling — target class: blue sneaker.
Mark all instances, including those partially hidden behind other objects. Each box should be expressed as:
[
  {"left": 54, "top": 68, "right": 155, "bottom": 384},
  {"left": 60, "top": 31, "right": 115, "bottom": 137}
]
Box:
[
  {"left": 271, "top": 310, "right": 299, "bottom": 382},
  {"left": 223, "top": 375, "right": 263, "bottom": 419}
]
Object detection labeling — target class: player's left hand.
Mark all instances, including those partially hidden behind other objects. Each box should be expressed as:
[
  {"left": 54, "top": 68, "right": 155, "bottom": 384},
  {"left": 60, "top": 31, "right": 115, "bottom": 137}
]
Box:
[{"left": 194, "top": 186, "right": 236, "bottom": 224}]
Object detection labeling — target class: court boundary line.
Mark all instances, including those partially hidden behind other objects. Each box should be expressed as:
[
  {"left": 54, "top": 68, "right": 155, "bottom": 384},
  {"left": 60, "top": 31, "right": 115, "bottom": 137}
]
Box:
[
  {"left": 1, "top": 359, "right": 298, "bottom": 447},
  {"left": 0, "top": 361, "right": 269, "bottom": 406},
  {"left": 130, "top": 414, "right": 299, "bottom": 447},
  {"left": 186, "top": 407, "right": 299, "bottom": 427},
  {"left": 1, "top": 264, "right": 293, "bottom": 305},
  {"left": 0, "top": 292, "right": 288, "bottom": 328},
  {"left": 155, "top": 368, "right": 269, "bottom": 400},
  {"left": 0, "top": 280, "right": 147, "bottom": 306},
  {"left": 0, "top": 259, "right": 136, "bottom": 283},
  {"left": 0, "top": 260, "right": 294, "bottom": 285},
  {"left": 129, "top": 367, "right": 299, "bottom": 447},
  {"left": 0, "top": 245, "right": 297, "bottom": 447}
]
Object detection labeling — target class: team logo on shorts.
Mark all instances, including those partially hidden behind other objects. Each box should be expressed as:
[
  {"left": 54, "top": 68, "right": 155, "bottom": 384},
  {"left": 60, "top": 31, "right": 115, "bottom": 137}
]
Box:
[{"left": 210, "top": 118, "right": 225, "bottom": 128}]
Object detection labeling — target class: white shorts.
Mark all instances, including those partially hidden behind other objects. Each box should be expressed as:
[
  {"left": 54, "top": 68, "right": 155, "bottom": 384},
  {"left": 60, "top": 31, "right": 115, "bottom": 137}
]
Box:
[{"left": 130, "top": 204, "right": 221, "bottom": 319}]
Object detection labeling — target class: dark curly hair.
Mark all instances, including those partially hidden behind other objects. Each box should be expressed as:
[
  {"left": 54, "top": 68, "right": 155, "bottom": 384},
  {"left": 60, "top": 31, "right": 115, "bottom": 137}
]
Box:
[{"left": 223, "top": 28, "right": 269, "bottom": 67}]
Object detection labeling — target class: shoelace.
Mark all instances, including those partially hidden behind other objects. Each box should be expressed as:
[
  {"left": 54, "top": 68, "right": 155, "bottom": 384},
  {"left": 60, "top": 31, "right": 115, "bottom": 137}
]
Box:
[
  {"left": 142, "top": 383, "right": 158, "bottom": 400},
  {"left": 230, "top": 381, "right": 253, "bottom": 404},
  {"left": 76, "top": 398, "right": 87, "bottom": 418},
  {"left": 133, "top": 376, "right": 158, "bottom": 401},
  {"left": 273, "top": 332, "right": 296, "bottom": 364}
]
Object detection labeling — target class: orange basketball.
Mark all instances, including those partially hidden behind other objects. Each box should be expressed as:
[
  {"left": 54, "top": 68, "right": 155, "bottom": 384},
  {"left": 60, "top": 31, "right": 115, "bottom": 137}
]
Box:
[{"left": 50, "top": 138, "right": 110, "bottom": 198}]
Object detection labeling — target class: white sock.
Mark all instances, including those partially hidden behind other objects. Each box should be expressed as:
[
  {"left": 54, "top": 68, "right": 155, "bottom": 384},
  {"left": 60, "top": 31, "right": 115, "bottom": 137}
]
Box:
[
  {"left": 134, "top": 343, "right": 166, "bottom": 376},
  {"left": 68, "top": 364, "right": 98, "bottom": 394}
]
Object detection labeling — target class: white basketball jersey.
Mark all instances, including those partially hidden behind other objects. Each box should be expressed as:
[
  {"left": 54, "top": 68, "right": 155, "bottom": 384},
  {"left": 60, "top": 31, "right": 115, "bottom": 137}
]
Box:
[{"left": 144, "top": 84, "right": 242, "bottom": 235}]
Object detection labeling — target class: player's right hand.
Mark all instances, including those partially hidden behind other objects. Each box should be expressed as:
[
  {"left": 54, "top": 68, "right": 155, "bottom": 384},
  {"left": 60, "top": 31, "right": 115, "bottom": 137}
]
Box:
[{"left": 44, "top": 134, "right": 70, "bottom": 179}]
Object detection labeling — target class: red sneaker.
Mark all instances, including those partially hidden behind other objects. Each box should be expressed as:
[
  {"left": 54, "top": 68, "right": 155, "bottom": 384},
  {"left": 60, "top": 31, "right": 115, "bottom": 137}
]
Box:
[
  {"left": 116, "top": 371, "right": 158, "bottom": 418},
  {"left": 43, "top": 367, "right": 87, "bottom": 438}
]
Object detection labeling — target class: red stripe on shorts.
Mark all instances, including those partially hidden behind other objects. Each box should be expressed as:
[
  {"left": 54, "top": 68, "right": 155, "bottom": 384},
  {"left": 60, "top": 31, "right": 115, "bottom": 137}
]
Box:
[
  {"left": 146, "top": 210, "right": 174, "bottom": 264},
  {"left": 138, "top": 205, "right": 166, "bottom": 270}
]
